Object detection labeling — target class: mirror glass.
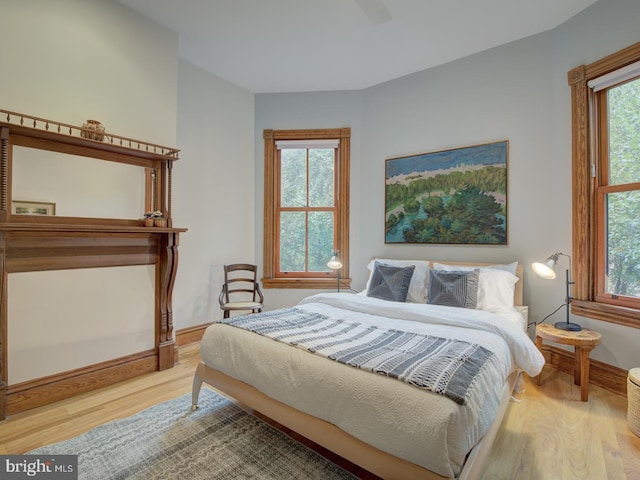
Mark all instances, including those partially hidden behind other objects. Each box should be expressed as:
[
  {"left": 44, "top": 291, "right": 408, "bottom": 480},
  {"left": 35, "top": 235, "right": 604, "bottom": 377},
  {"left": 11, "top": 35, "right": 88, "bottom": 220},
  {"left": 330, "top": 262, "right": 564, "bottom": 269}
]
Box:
[{"left": 11, "top": 146, "right": 147, "bottom": 219}]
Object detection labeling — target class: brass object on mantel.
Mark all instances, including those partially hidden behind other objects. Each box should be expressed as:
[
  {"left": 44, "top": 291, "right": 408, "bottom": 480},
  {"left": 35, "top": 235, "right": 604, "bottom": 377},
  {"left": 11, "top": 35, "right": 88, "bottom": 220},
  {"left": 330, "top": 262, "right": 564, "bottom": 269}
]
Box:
[{"left": 80, "top": 119, "right": 106, "bottom": 141}]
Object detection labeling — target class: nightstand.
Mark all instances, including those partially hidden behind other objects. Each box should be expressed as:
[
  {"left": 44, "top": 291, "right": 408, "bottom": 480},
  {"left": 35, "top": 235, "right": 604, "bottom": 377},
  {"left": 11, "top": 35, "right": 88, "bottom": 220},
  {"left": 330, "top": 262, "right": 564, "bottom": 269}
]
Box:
[{"left": 536, "top": 323, "right": 602, "bottom": 401}]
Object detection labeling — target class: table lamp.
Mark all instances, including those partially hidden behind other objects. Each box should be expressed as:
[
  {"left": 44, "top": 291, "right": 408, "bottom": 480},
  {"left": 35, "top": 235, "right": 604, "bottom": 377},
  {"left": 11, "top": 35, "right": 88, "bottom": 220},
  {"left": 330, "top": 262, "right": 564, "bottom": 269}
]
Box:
[
  {"left": 327, "top": 251, "right": 343, "bottom": 292},
  {"left": 532, "top": 252, "right": 581, "bottom": 331}
]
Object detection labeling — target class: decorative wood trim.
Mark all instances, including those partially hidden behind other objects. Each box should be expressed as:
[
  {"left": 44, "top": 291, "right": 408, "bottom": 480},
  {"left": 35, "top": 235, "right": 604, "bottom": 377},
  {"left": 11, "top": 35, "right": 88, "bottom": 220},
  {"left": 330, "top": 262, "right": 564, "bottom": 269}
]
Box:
[
  {"left": 567, "top": 65, "right": 585, "bottom": 85},
  {"left": 157, "top": 232, "right": 180, "bottom": 370},
  {"left": 262, "top": 277, "right": 352, "bottom": 290},
  {"left": 569, "top": 64, "right": 592, "bottom": 302},
  {"left": 539, "top": 344, "right": 628, "bottom": 396},
  {"left": 0, "top": 232, "right": 5, "bottom": 418},
  {"left": 5, "top": 350, "right": 157, "bottom": 415},
  {"left": 584, "top": 40, "right": 640, "bottom": 79},
  {"left": 569, "top": 42, "right": 640, "bottom": 325},
  {"left": 0, "top": 109, "right": 179, "bottom": 160},
  {"left": 167, "top": 160, "right": 173, "bottom": 228},
  {"left": 262, "top": 128, "right": 350, "bottom": 289},
  {"left": 144, "top": 168, "right": 155, "bottom": 214},
  {"left": 263, "top": 129, "right": 276, "bottom": 281},
  {"left": 0, "top": 127, "right": 8, "bottom": 215},
  {"left": 0, "top": 109, "right": 186, "bottom": 419},
  {"left": 337, "top": 130, "right": 350, "bottom": 285},
  {"left": 176, "top": 323, "right": 212, "bottom": 346},
  {"left": 11, "top": 134, "right": 158, "bottom": 169},
  {"left": 4, "top": 231, "right": 159, "bottom": 273},
  {"left": 572, "top": 299, "right": 640, "bottom": 327}
]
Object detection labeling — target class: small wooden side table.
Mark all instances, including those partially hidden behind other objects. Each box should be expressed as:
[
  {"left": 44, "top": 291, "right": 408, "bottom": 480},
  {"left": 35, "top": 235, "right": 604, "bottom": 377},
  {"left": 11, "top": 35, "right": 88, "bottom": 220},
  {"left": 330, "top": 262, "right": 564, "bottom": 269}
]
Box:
[{"left": 535, "top": 323, "right": 602, "bottom": 401}]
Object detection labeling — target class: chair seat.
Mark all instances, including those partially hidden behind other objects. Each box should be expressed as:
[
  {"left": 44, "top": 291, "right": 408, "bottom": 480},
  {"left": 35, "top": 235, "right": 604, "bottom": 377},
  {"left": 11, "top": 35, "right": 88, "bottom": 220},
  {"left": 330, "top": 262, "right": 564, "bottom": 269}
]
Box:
[{"left": 223, "top": 301, "right": 263, "bottom": 309}]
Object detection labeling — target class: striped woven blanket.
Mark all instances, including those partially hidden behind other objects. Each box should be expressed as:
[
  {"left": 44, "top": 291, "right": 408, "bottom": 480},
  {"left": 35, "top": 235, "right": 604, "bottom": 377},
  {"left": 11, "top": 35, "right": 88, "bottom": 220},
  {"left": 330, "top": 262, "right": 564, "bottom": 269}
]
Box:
[{"left": 219, "top": 307, "right": 495, "bottom": 405}]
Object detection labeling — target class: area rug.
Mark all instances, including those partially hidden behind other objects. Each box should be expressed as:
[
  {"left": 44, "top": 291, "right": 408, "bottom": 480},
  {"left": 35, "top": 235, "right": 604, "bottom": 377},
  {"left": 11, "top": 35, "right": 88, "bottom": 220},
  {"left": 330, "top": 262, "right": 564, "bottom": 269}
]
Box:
[{"left": 29, "top": 388, "right": 357, "bottom": 479}]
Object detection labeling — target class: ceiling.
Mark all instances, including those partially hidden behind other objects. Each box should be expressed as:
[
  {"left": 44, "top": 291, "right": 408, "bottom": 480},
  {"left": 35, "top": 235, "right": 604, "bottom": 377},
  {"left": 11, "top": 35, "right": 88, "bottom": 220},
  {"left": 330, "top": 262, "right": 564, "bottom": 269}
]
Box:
[{"left": 117, "top": 0, "right": 598, "bottom": 93}]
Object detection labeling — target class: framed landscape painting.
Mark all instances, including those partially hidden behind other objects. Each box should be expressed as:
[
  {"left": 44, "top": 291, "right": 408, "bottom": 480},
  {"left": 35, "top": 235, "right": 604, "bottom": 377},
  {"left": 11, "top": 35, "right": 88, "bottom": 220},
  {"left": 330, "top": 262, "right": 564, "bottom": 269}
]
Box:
[{"left": 385, "top": 140, "right": 508, "bottom": 245}]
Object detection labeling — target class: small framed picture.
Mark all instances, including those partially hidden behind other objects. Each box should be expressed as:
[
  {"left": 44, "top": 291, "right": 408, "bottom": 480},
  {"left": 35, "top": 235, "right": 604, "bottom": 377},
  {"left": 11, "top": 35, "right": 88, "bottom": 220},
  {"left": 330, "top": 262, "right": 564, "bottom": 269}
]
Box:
[{"left": 12, "top": 200, "right": 56, "bottom": 216}]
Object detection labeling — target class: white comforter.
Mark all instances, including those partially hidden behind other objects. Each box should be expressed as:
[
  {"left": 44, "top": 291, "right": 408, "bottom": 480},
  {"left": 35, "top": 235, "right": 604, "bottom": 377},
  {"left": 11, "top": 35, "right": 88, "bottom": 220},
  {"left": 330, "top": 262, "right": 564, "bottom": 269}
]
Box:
[{"left": 200, "top": 293, "right": 544, "bottom": 478}]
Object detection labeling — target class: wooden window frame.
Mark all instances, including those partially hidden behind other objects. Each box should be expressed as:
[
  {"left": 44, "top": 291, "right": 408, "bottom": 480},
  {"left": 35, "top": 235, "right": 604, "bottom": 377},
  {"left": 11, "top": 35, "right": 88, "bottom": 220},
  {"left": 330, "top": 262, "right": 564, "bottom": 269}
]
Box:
[
  {"left": 263, "top": 128, "right": 350, "bottom": 289},
  {"left": 569, "top": 41, "right": 640, "bottom": 327}
]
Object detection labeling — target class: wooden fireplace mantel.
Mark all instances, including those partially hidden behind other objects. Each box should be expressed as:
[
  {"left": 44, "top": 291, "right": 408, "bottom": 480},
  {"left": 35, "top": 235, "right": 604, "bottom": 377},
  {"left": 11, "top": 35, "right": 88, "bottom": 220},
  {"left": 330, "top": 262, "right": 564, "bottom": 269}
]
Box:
[{"left": 0, "top": 110, "right": 186, "bottom": 420}]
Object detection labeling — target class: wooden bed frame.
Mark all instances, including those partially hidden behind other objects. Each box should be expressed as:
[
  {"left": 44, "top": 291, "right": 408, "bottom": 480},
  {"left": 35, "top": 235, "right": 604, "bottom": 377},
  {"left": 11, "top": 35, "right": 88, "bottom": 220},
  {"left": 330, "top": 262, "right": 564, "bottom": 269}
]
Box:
[{"left": 192, "top": 262, "right": 525, "bottom": 480}]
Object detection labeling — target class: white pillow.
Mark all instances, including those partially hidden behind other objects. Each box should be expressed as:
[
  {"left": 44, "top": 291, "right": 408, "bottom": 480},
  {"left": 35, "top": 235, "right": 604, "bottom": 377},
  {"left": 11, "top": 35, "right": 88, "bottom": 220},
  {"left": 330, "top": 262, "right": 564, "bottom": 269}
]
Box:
[
  {"left": 366, "top": 258, "right": 430, "bottom": 303},
  {"left": 432, "top": 262, "right": 519, "bottom": 310},
  {"left": 475, "top": 269, "right": 519, "bottom": 310}
]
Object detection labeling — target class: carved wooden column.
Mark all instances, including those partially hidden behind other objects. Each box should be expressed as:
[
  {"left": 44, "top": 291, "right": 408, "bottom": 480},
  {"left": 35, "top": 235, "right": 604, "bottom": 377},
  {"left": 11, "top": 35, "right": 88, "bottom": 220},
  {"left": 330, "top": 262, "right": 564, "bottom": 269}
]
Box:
[
  {"left": 0, "top": 128, "right": 7, "bottom": 418},
  {"left": 0, "top": 127, "right": 8, "bottom": 223},
  {"left": 0, "top": 232, "right": 6, "bottom": 420},
  {"left": 157, "top": 231, "right": 180, "bottom": 370}
]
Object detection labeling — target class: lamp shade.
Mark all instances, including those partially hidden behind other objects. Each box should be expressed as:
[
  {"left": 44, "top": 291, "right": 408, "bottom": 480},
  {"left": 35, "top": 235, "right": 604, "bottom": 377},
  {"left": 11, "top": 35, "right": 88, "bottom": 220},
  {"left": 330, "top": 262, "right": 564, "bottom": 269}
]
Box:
[
  {"left": 532, "top": 255, "right": 558, "bottom": 279},
  {"left": 327, "top": 253, "right": 342, "bottom": 270}
]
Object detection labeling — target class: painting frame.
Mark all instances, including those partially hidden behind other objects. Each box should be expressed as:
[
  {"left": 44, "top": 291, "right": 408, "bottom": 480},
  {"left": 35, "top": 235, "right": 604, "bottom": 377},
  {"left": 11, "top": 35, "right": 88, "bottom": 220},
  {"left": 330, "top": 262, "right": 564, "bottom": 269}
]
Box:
[
  {"left": 11, "top": 200, "right": 56, "bottom": 216},
  {"left": 385, "top": 140, "right": 508, "bottom": 245}
]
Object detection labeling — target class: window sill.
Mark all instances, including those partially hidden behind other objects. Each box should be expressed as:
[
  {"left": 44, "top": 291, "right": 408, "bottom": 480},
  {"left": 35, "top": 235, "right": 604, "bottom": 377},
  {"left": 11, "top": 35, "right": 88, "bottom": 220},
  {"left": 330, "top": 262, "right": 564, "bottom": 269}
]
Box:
[
  {"left": 572, "top": 299, "right": 640, "bottom": 329},
  {"left": 262, "top": 277, "right": 352, "bottom": 290}
]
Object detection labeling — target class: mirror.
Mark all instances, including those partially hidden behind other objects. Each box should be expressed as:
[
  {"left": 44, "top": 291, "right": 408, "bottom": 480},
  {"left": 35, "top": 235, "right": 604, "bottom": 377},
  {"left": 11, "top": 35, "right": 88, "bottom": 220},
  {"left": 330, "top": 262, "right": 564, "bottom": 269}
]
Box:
[{"left": 11, "top": 146, "right": 148, "bottom": 219}]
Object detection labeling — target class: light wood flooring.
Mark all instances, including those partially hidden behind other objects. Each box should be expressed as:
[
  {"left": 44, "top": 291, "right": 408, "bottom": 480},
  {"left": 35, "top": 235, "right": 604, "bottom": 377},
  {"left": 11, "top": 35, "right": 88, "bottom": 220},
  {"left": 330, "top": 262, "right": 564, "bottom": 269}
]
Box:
[{"left": 1, "top": 344, "right": 639, "bottom": 479}]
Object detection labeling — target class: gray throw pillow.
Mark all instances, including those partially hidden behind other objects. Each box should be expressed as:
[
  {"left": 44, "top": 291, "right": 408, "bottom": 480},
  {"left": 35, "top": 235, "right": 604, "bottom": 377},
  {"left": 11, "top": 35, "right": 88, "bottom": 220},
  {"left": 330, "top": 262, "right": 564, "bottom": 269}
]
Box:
[
  {"left": 366, "top": 262, "right": 415, "bottom": 302},
  {"left": 427, "top": 269, "right": 480, "bottom": 309}
]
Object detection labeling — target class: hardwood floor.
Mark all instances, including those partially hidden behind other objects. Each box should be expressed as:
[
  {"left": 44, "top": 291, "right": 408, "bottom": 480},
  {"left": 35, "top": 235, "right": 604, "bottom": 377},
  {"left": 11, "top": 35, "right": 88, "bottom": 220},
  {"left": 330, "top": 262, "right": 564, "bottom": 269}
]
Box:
[
  {"left": 485, "top": 367, "right": 640, "bottom": 480},
  {"left": 1, "top": 344, "right": 639, "bottom": 479}
]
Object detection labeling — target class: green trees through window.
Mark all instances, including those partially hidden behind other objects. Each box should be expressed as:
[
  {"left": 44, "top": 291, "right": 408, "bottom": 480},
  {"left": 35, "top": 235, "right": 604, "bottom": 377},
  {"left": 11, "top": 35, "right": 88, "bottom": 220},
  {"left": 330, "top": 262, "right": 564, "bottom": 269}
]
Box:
[
  {"left": 602, "top": 77, "right": 640, "bottom": 298},
  {"left": 279, "top": 148, "right": 335, "bottom": 273}
]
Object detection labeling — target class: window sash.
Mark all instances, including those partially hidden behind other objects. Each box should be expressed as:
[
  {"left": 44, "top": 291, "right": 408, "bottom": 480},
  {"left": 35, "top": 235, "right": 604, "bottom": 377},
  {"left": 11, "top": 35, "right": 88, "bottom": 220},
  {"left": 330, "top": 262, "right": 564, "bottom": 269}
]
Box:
[
  {"left": 593, "top": 76, "right": 640, "bottom": 309},
  {"left": 275, "top": 147, "right": 337, "bottom": 277},
  {"left": 276, "top": 139, "right": 340, "bottom": 150}
]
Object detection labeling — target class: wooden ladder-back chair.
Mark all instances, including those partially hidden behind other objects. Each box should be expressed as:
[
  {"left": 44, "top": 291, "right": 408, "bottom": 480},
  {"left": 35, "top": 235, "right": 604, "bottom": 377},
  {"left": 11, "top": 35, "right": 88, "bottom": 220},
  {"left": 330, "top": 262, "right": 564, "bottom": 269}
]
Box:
[{"left": 219, "top": 264, "right": 264, "bottom": 318}]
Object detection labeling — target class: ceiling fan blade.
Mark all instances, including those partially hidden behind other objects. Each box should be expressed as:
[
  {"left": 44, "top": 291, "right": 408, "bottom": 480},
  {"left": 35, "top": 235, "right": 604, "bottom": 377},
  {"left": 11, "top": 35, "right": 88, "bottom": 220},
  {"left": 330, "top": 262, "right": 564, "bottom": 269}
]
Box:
[{"left": 355, "top": 0, "right": 392, "bottom": 25}]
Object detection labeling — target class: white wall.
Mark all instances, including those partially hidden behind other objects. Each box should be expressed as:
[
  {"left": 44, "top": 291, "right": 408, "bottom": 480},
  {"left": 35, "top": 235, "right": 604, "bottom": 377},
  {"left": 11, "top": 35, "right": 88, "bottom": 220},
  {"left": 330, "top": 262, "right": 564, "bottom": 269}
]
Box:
[
  {"left": 1, "top": 0, "right": 178, "bottom": 383},
  {"left": 1, "top": 0, "right": 177, "bottom": 144},
  {"left": 8, "top": 266, "right": 155, "bottom": 384},
  {"left": 174, "top": 60, "right": 255, "bottom": 326},
  {"left": 254, "top": 0, "right": 640, "bottom": 370}
]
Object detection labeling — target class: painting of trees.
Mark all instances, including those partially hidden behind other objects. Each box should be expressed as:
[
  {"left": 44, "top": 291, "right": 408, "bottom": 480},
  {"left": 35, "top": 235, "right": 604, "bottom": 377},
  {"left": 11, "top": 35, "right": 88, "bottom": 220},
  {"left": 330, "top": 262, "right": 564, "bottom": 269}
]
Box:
[{"left": 385, "top": 141, "right": 508, "bottom": 244}]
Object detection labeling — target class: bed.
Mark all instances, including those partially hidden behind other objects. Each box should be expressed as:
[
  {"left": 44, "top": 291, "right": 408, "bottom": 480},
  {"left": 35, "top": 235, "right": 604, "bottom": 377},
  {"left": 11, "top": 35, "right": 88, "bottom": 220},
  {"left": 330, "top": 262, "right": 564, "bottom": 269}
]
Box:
[{"left": 192, "top": 260, "right": 545, "bottom": 479}]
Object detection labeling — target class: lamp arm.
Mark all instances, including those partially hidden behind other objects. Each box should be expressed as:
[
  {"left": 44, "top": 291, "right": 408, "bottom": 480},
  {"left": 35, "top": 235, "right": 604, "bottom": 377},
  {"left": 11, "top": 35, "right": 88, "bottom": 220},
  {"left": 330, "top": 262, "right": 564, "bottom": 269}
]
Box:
[
  {"left": 559, "top": 253, "right": 574, "bottom": 326},
  {"left": 548, "top": 252, "right": 573, "bottom": 302}
]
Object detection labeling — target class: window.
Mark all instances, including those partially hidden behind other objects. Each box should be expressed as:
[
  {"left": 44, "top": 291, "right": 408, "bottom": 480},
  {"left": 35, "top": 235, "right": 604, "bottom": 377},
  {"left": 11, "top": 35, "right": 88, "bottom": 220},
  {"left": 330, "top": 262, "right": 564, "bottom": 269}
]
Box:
[
  {"left": 263, "top": 128, "right": 350, "bottom": 289},
  {"left": 569, "top": 42, "right": 640, "bottom": 327}
]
